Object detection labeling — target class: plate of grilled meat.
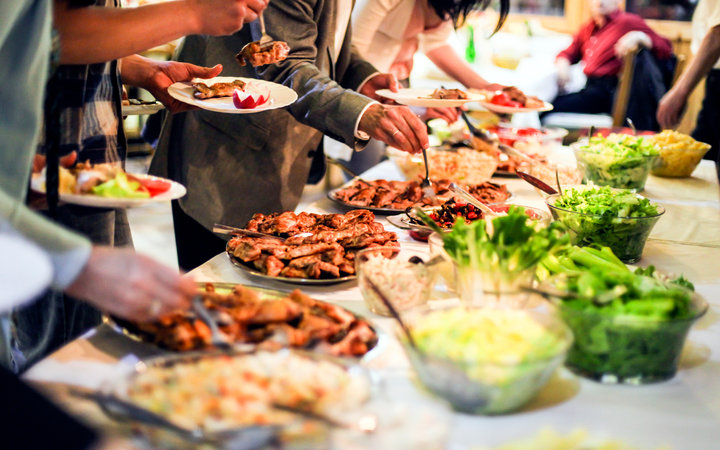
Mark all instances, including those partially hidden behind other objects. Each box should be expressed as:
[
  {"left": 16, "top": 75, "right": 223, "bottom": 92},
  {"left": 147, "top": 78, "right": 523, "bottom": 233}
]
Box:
[
  {"left": 167, "top": 76, "right": 297, "bottom": 113},
  {"left": 112, "top": 282, "right": 384, "bottom": 360},
  {"left": 329, "top": 178, "right": 511, "bottom": 214},
  {"left": 225, "top": 209, "right": 399, "bottom": 284},
  {"left": 375, "top": 87, "right": 486, "bottom": 108}
]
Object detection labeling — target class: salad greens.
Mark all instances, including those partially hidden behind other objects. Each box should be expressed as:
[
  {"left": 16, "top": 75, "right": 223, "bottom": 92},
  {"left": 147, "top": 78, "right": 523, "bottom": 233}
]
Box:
[
  {"left": 418, "top": 207, "right": 569, "bottom": 293},
  {"left": 537, "top": 245, "right": 703, "bottom": 383},
  {"left": 575, "top": 133, "right": 659, "bottom": 191},
  {"left": 91, "top": 172, "right": 150, "bottom": 198},
  {"left": 549, "top": 186, "right": 663, "bottom": 263}
]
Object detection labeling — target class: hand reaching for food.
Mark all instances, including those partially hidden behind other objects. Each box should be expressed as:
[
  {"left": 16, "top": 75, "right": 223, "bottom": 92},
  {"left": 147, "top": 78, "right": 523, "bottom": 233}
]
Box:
[
  {"left": 65, "top": 247, "right": 196, "bottom": 322},
  {"left": 357, "top": 73, "right": 400, "bottom": 103},
  {"left": 358, "top": 104, "right": 429, "bottom": 154}
]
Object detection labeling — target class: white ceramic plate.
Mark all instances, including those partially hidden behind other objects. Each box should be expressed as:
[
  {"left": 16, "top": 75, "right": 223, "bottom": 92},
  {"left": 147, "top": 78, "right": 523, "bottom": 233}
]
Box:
[
  {"left": 375, "top": 88, "right": 487, "bottom": 108},
  {"left": 476, "top": 100, "right": 554, "bottom": 114},
  {"left": 30, "top": 173, "right": 186, "bottom": 209},
  {"left": 121, "top": 102, "right": 165, "bottom": 116},
  {"left": 167, "top": 76, "right": 297, "bottom": 114}
]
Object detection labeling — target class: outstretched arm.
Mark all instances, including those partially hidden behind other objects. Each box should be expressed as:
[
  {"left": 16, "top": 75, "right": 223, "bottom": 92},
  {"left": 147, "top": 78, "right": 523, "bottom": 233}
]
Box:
[{"left": 54, "top": 0, "right": 268, "bottom": 64}]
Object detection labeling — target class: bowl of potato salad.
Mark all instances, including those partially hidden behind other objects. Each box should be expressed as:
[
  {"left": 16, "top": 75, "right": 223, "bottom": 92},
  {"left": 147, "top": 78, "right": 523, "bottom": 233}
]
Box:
[{"left": 646, "top": 130, "right": 711, "bottom": 178}]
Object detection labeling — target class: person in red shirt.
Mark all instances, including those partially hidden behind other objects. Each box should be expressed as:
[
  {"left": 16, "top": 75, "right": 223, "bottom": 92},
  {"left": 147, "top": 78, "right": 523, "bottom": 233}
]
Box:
[{"left": 549, "top": 0, "right": 673, "bottom": 116}]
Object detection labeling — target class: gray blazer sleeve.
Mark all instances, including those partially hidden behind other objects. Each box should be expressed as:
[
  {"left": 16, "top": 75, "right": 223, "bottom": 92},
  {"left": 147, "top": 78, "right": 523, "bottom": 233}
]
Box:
[{"left": 253, "top": 0, "right": 379, "bottom": 146}]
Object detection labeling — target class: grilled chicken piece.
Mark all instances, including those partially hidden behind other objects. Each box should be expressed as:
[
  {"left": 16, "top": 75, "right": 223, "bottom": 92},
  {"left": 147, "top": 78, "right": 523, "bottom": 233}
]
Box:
[
  {"left": 192, "top": 79, "right": 246, "bottom": 99},
  {"left": 236, "top": 41, "right": 290, "bottom": 67},
  {"left": 428, "top": 88, "right": 468, "bottom": 100}
]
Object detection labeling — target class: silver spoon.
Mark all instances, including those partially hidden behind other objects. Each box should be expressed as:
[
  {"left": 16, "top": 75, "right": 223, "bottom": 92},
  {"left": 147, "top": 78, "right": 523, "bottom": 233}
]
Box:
[
  {"left": 419, "top": 146, "right": 437, "bottom": 203},
  {"left": 626, "top": 117, "right": 637, "bottom": 135}
]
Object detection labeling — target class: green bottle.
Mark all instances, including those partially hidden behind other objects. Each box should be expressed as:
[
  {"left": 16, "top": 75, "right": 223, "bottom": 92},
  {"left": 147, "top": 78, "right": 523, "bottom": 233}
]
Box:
[{"left": 465, "top": 25, "right": 476, "bottom": 63}]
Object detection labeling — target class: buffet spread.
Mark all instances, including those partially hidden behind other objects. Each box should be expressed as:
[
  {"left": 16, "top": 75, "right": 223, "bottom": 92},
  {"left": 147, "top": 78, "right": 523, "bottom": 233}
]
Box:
[{"left": 23, "top": 82, "right": 720, "bottom": 449}]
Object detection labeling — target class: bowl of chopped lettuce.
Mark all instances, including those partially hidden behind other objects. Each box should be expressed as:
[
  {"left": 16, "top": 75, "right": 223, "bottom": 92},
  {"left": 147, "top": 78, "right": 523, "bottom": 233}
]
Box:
[
  {"left": 546, "top": 186, "right": 664, "bottom": 263},
  {"left": 399, "top": 306, "right": 572, "bottom": 414},
  {"left": 572, "top": 134, "right": 659, "bottom": 191},
  {"left": 540, "top": 259, "right": 706, "bottom": 384}
]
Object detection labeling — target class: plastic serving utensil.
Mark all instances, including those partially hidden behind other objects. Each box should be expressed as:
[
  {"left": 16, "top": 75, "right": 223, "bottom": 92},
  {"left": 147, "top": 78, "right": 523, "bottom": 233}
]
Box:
[
  {"left": 515, "top": 170, "right": 558, "bottom": 195},
  {"left": 449, "top": 182, "right": 503, "bottom": 217}
]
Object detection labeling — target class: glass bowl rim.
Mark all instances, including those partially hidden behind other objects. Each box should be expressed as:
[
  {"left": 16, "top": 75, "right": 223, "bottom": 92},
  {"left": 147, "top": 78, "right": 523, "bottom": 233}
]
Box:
[{"left": 545, "top": 192, "right": 666, "bottom": 221}]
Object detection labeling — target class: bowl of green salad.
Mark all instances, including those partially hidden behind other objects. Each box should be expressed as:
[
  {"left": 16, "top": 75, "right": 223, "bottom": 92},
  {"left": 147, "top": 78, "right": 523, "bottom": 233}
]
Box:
[
  {"left": 542, "top": 264, "right": 706, "bottom": 385},
  {"left": 400, "top": 306, "right": 572, "bottom": 414},
  {"left": 546, "top": 186, "right": 664, "bottom": 263},
  {"left": 571, "top": 134, "right": 659, "bottom": 191}
]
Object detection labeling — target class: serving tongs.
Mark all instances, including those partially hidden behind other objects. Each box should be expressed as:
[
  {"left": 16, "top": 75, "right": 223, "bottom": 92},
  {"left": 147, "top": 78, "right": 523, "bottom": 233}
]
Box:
[
  {"left": 69, "top": 388, "right": 279, "bottom": 447},
  {"left": 515, "top": 170, "right": 558, "bottom": 195},
  {"left": 448, "top": 182, "right": 504, "bottom": 218},
  {"left": 213, "top": 223, "right": 285, "bottom": 241},
  {"left": 460, "top": 110, "right": 538, "bottom": 166},
  {"left": 192, "top": 295, "right": 233, "bottom": 350}
]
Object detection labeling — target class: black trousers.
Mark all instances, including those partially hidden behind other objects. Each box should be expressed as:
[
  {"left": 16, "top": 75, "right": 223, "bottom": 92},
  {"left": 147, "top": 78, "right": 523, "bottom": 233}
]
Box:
[
  {"left": 692, "top": 69, "right": 720, "bottom": 164},
  {"left": 171, "top": 200, "right": 227, "bottom": 272},
  {"left": 546, "top": 76, "right": 619, "bottom": 116}
]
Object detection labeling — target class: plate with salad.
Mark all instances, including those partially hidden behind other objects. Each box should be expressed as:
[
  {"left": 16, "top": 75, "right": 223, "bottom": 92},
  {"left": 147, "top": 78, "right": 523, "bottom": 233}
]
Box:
[{"left": 31, "top": 162, "right": 186, "bottom": 208}]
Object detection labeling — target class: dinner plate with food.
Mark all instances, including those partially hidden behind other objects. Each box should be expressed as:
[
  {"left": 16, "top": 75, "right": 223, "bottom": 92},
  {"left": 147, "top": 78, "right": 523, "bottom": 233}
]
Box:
[
  {"left": 111, "top": 282, "right": 384, "bottom": 361},
  {"left": 471, "top": 86, "right": 553, "bottom": 114},
  {"left": 223, "top": 209, "right": 398, "bottom": 284},
  {"left": 328, "top": 178, "right": 511, "bottom": 214},
  {"left": 167, "top": 76, "right": 297, "bottom": 114},
  {"left": 375, "top": 87, "right": 486, "bottom": 108},
  {"left": 30, "top": 162, "right": 186, "bottom": 208}
]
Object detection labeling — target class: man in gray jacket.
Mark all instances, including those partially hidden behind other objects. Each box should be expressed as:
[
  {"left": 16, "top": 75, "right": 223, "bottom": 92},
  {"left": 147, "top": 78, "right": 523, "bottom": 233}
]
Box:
[{"left": 151, "top": 0, "right": 429, "bottom": 270}]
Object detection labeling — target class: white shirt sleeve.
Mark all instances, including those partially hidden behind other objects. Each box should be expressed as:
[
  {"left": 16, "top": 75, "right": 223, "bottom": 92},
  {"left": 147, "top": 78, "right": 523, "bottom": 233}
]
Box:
[{"left": 419, "top": 19, "right": 454, "bottom": 54}]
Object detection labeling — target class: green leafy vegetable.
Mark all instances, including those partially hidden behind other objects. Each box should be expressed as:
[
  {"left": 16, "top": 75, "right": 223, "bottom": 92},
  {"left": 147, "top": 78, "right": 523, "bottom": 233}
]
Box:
[
  {"left": 549, "top": 186, "right": 662, "bottom": 263},
  {"left": 575, "top": 133, "right": 659, "bottom": 190},
  {"left": 91, "top": 172, "right": 150, "bottom": 198}
]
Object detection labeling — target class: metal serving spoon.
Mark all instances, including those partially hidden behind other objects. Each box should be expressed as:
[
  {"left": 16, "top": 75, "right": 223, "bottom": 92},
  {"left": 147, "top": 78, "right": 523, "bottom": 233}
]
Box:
[{"left": 239, "top": 11, "right": 274, "bottom": 55}]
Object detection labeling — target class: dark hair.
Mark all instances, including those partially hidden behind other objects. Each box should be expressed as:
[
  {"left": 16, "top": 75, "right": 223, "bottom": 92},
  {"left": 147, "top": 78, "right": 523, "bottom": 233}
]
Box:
[{"left": 428, "top": 0, "right": 510, "bottom": 34}]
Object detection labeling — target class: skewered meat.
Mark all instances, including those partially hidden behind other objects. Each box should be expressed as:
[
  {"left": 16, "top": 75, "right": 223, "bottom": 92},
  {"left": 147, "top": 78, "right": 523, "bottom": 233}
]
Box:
[
  {"left": 192, "top": 79, "right": 247, "bottom": 99},
  {"left": 426, "top": 88, "right": 468, "bottom": 100},
  {"left": 125, "top": 285, "right": 377, "bottom": 357},
  {"left": 227, "top": 210, "right": 397, "bottom": 279},
  {"left": 235, "top": 41, "right": 290, "bottom": 66},
  {"left": 332, "top": 178, "right": 510, "bottom": 210}
]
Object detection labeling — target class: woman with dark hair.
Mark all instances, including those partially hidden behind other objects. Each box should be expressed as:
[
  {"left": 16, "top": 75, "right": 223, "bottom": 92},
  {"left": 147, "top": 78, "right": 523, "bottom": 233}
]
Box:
[
  {"left": 353, "top": 0, "right": 509, "bottom": 94},
  {"left": 346, "top": 0, "right": 509, "bottom": 173}
]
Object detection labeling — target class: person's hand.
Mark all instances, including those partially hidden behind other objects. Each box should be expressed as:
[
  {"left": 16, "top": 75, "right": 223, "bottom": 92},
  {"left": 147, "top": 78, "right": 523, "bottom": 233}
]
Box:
[
  {"left": 657, "top": 86, "right": 688, "bottom": 129},
  {"left": 358, "top": 104, "right": 428, "bottom": 154},
  {"left": 145, "top": 61, "right": 223, "bottom": 113},
  {"left": 65, "top": 247, "right": 196, "bottom": 322},
  {"left": 188, "top": 0, "right": 269, "bottom": 36},
  {"left": 481, "top": 83, "right": 506, "bottom": 92},
  {"left": 555, "top": 57, "right": 571, "bottom": 91},
  {"left": 358, "top": 73, "right": 400, "bottom": 103},
  {"left": 615, "top": 31, "right": 652, "bottom": 57},
  {"left": 423, "top": 107, "right": 459, "bottom": 124}
]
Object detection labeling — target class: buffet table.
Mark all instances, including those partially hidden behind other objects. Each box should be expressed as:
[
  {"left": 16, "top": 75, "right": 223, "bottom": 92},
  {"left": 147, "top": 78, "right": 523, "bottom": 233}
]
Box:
[{"left": 24, "top": 159, "right": 720, "bottom": 448}]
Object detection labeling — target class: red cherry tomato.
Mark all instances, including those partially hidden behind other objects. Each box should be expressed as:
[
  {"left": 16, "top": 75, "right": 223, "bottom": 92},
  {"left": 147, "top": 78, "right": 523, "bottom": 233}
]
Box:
[
  {"left": 409, "top": 230, "right": 429, "bottom": 242},
  {"left": 137, "top": 178, "right": 171, "bottom": 197},
  {"left": 490, "top": 92, "right": 523, "bottom": 108}
]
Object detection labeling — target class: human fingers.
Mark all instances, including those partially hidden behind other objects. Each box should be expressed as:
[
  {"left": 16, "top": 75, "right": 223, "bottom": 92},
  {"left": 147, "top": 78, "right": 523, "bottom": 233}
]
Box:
[
  {"left": 60, "top": 151, "right": 78, "bottom": 168},
  {"left": 382, "top": 107, "right": 423, "bottom": 153},
  {"left": 183, "top": 63, "right": 223, "bottom": 81},
  {"left": 32, "top": 155, "right": 46, "bottom": 173},
  {"left": 244, "top": 0, "right": 268, "bottom": 14},
  {"left": 399, "top": 107, "right": 429, "bottom": 153}
]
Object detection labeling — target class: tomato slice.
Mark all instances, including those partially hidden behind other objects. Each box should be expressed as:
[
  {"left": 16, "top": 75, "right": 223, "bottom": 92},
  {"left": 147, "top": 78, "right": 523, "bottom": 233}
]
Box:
[
  {"left": 490, "top": 93, "right": 523, "bottom": 108},
  {"left": 137, "top": 177, "right": 171, "bottom": 197}
]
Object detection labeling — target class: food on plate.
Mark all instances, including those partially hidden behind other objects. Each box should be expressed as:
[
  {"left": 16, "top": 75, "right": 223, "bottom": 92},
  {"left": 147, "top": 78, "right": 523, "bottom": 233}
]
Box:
[
  {"left": 32, "top": 162, "right": 171, "bottom": 198},
  {"left": 537, "top": 246, "right": 704, "bottom": 383},
  {"left": 356, "top": 248, "right": 434, "bottom": 316},
  {"left": 123, "top": 350, "right": 370, "bottom": 432},
  {"left": 407, "top": 199, "right": 486, "bottom": 229},
  {"left": 227, "top": 209, "right": 398, "bottom": 279},
  {"left": 391, "top": 147, "right": 498, "bottom": 185},
  {"left": 485, "top": 125, "right": 567, "bottom": 152},
  {"left": 496, "top": 151, "right": 546, "bottom": 174},
  {"left": 572, "top": 133, "right": 659, "bottom": 191},
  {"left": 424, "top": 88, "right": 468, "bottom": 100},
  {"left": 232, "top": 83, "right": 271, "bottom": 109},
  {"left": 546, "top": 186, "right": 664, "bottom": 263},
  {"left": 488, "top": 86, "right": 544, "bottom": 109},
  {"left": 235, "top": 41, "right": 290, "bottom": 66},
  {"left": 127, "top": 283, "right": 379, "bottom": 356},
  {"left": 192, "top": 79, "right": 247, "bottom": 99},
  {"left": 403, "top": 307, "right": 570, "bottom": 414},
  {"left": 424, "top": 206, "right": 565, "bottom": 297},
  {"left": 332, "top": 179, "right": 510, "bottom": 210},
  {"left": 645, "top": 130, "right": 711, "bottom": 178}
]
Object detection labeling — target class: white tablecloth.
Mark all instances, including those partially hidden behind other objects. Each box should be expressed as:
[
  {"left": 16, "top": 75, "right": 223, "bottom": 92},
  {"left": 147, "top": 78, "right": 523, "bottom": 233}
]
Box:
[{"left": 25, "top": 160, "right": 720, "bottom": 449}]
